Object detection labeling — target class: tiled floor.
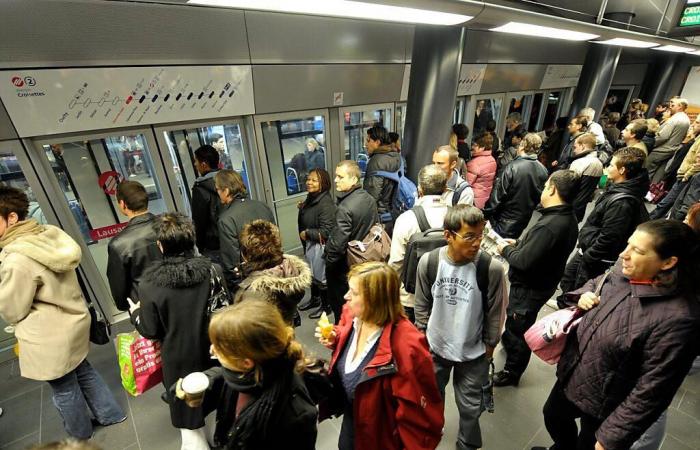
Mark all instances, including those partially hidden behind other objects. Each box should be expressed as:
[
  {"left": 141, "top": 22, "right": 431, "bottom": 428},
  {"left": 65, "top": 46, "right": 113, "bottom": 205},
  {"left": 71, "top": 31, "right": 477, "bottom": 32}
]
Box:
[{"left": 1, "top": 304, "right": 699, "bottom": 450}]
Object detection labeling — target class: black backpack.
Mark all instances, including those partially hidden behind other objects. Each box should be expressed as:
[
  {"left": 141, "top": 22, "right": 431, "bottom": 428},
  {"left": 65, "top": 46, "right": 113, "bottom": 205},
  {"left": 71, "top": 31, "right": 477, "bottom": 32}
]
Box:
[
  {"left": 607, "top": 191, "right": 650, "bottom": 225},
  {"left": 401, "top": 206, "right": 446, "bottom": 294},
  {"left": 424, "top": 247, "right": 492, "bottom": 337}
]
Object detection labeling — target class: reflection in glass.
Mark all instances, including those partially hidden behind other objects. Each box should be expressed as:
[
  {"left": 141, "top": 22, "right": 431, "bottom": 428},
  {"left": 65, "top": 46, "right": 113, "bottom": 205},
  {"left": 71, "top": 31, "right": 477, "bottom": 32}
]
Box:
[
  {"left": 343, "top": 108, "right": 391, "bottom": 177},
  {"left": 163, "top": 123, "right": 250, "bottom": 216},
  {"left": 528, "top": 93, "right": 544, "bottom": 131},
  {"left": 396, "top": 104, "right": 407, "bottom": 141},
  {"left": 473, "top": 98, "right": 501, "bottom": 136},
  {"left": 542, "top": 91, "right": 562, "bottom": 132},
  {"left": 261, "top": 116, "right": 326, "bottom": 197}
]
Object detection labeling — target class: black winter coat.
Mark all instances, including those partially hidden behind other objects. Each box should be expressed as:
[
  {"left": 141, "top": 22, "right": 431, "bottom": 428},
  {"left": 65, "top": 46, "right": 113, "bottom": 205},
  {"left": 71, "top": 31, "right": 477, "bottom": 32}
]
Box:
[
  {"left": 578, "top": 172, "right": 650, "bottom": 267},
  {"left": 217, "top": 196, "right": 275, "bottom": 286},
  {"left": 106, "top": 213, "right": 161, "bottom": 311},
  {"left": 325, "top": 186, "right": 378, "bottom": 265},
  {"left": 191, "top": 171, "right": 221, "bottom": 252},
  {"left": 483, "top": 154, "right": 548, "bottom": 239},
  {"left": 364, "top": 146, "right": 401, "bottom": 218},
  {"left": 557, "top": 265, "right": 700, "bottom": 450},
  {"left": 132, "top": 256, "right": 227, "bottom": 429},
  {"left": 501, "top": 204, "right": 578, "bottom": 302},
  {"left": 671, "top": 173, "right": 700, "bottom": 220},
  {"left": 297, "top": 190, "right": 336, "bottom": 245}
]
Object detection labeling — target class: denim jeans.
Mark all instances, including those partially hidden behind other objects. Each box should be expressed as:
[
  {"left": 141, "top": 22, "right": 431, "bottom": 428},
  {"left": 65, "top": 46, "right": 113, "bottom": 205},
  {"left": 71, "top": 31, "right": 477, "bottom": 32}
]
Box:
[
  {"left": 433, "top": 353, "right": 488, "bottom": 450},
  {"left": 47, "top": 359, "right": 125, "bottom": 439},
  {"left": 650, "top": 180, "right": 687, "bottom": 220}
]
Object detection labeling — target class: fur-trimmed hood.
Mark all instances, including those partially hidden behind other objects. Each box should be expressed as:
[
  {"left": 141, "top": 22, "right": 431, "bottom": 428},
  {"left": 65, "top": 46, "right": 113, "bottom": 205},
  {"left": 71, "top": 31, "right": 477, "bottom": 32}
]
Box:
[
  {"left": 143, "top": 255, "right": 212, "bottom": 289},
  {"left": 240, "top": 254, "right": 311, "bottom": 296},
  {"left": 1, "top": 224, "right": 81, "bottom": 273}
]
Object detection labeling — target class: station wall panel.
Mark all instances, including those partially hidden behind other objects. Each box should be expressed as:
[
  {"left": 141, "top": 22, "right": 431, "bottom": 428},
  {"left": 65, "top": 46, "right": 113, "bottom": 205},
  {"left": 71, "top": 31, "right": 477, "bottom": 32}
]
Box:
[
  {"left": 0, "top": 100, "right": 17, "bottom": 141},
  {"left": 480, "top": 64, "right": 547, "bottom": 93}
]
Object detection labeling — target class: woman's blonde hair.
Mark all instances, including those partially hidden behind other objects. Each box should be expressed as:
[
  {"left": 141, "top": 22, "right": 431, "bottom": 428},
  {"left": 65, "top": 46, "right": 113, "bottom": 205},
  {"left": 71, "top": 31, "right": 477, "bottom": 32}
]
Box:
[
  {"left": 305, "top": 138, "right": 319, "bottom": 150},
  {"left": 209, "top": 293, "right": 304, "bottom": 377},
  {"left": 347, "top": 261, "right": 405, "bottom": 326},
  {"left": 646, "top": 118, "right": 660, "bottom": 134},
  {"left": 215, "top": 169, "right": 247, "bottom": 198},
  {"left": 518, "top": 133, "right": 542, "bottom": 155}
]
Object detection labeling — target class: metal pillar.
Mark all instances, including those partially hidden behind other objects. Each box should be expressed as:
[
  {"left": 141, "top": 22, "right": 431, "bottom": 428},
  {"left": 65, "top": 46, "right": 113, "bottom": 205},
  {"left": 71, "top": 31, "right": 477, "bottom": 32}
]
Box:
[
  {"left": 638, "top": 54, "right": 680, "bottom": 117},
  {"left": 403, "top": 25, "right": 466, "bottom": 181}
]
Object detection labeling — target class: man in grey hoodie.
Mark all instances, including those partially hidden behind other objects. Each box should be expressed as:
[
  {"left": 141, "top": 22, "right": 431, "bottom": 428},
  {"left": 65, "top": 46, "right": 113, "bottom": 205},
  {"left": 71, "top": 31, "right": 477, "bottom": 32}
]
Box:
[{"left": 414, "top": 205, "right": 507, "bottom": 450}]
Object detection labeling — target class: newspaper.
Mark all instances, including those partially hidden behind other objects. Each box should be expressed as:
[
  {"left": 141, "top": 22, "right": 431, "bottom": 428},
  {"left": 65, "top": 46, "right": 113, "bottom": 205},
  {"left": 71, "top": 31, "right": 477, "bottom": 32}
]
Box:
[{"left": 480, "top": 221, "right": 509, "bottom": 266}]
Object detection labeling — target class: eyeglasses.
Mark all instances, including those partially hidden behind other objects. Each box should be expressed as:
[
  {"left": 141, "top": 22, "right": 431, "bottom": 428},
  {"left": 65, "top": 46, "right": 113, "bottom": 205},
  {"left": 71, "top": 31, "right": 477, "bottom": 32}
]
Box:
[{"left": 451, "top": 230, "right": 484, "bottom": 242}]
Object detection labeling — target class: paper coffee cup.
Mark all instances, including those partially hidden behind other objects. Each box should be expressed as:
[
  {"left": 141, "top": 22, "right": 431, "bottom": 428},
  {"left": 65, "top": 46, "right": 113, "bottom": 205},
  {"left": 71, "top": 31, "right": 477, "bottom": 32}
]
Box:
[{"left": 181, "top": 372, "right": 209, "bottom": 407}]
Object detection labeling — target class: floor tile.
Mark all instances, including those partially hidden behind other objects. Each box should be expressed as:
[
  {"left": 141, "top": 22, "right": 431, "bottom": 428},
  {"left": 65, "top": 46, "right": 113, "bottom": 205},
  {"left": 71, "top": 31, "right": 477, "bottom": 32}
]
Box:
[
  {"left": 0, "top": 432, "right": 39, "bottom": 450},
  {"left": 0, "top": 388, "right": 41, "bottom": 444}
]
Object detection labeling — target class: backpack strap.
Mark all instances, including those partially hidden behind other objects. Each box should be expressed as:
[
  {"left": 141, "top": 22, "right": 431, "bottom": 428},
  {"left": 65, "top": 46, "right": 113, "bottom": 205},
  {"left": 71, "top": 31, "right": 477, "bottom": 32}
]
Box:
[
  {"left": 426, "top": 248, "right": 441, "bottom": 291},
  {"left": 412, "top": 205, "right": 431, "bottom": 232},
  {"left": 452, "top": 181, "right": 470, "bottom": 206},
  {"left": 476, "top": 251, "right": 492, "bottom": 338}
]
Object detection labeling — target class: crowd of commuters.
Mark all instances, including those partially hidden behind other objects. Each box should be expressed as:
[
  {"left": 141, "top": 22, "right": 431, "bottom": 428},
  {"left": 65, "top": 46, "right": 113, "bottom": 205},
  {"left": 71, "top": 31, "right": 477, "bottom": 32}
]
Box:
[{"left": 1, "top": 94, "right": 699, "bottom": 450}]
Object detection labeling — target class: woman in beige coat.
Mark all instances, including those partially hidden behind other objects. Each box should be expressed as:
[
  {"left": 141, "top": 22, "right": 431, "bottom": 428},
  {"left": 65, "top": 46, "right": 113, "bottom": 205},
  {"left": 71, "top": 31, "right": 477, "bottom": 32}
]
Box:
[{"left": 0, "top": 186, "right": 125, "bottom": 439}]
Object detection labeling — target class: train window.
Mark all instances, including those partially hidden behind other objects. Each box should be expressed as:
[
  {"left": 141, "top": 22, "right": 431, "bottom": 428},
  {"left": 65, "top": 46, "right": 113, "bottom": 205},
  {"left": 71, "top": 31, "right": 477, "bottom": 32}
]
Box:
[
  {"left": 473, "top": 98, "right": 502, "bottom": 136},
  {"left": 260, "top": 116, "right": 326, "bottom": 197},
  {"left": 342, "top": 107, "right": 391, "bottom": 178},
  {"left": 41, "top": 135, "right": 167, "bottom": 281},
  {"left": 396, "top": 103, "right": 407, "bottom": 141},
  {"left": 163, "top": 123, "right": 250, "bottom": 216},
  {"left": 528, "top": 93, "right": 544, "bottom": 132},
  {"left": 454, "top": 98, "right": 465, "bottom": 125},
  {"left": 506, "top": 94, "right": 533, "bottom": 126},
  {"left": 541, "top": 91, "right": 562, "bottom": 132}
]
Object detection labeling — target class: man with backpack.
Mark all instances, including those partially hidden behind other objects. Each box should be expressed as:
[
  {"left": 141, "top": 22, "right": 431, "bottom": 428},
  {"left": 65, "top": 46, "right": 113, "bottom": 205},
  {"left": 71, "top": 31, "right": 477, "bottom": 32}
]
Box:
[
  {"left": 388, "top": 164, "right": 449, "bottom": 323},
  {"left": 414, "top": 205, "right": 507, "bottom": 450},
  {"left": 433, "top": 145, "right": 474, "bottom": 206},
  {"left": 556, "top": 147, "right": 650, "bottom": 307},
  {"left": 364, "top": 125, "right": 402, "bottom": 235},
  {"left": 492, "top": 170, "right": 580, "bottom": 387}
]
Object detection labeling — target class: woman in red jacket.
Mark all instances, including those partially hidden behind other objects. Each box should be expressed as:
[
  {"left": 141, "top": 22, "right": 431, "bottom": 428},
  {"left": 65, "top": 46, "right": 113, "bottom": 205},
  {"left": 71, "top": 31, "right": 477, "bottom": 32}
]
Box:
[
  {"left": 317, "top": 261, "right": 444, "bottom": 450},
  {"left": 466, "top": 133, "right": 497, "bottom": 209}
]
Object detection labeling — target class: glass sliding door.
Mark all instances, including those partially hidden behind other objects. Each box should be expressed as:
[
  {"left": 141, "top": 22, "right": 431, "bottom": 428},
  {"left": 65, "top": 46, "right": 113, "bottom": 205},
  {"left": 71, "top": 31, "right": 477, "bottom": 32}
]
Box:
[{"left": 340, "top": 104, "right": 392, "bottom": 178}]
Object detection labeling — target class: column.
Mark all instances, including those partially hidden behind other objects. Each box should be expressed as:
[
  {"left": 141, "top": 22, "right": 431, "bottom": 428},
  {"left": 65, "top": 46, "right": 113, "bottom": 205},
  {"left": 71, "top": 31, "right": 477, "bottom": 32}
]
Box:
[
  {"left": 403, "top": 25, "right": 466, "bottom": 181},
  {"left": 638, "top": 54, "right": 680, "bottom": 117}
]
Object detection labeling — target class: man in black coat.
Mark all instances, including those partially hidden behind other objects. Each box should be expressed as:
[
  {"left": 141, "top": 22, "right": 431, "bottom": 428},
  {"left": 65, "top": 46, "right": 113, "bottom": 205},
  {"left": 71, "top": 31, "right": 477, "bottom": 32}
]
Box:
[
  {"left": 493, "top": 170, "right": 580, "bottom": 386},
  {"left": 483, "top": 133, "right": 549, "bottom": 239},
  {"left": 363, "top": 125, "right": 401, "bottom": 234},
  {"left": 191, "top": 145, "right": 221, "bottom": 262},
  {"left": 106, "top": 181, "right": 161, "bottom": 311},
  {"left": 325, "top": 160, "right": 378, "bottom": 323},
  {"left": 556, "top": 147, "right": 649, "bottom": 306}
]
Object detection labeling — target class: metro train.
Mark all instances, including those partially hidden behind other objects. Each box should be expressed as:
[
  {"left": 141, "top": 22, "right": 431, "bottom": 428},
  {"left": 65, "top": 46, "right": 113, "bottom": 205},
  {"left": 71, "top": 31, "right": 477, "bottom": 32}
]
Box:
[{"left": 1, "top": 0, "right": 699, "bottom": 361}]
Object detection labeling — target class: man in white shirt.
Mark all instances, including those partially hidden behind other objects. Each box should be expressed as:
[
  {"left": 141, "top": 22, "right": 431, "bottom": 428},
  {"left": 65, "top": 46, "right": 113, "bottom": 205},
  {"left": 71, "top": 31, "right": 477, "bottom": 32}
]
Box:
[
  {"left": 432, "top": 145, "right": 474, "bottom": 206},
  {"left": 388, "top": 164, "right": 449, "bottom": 322},
  {"left": 648, "top": 97, "right": 691, "bottom": 183},
  {"left": 580, "top": 107, "right": 606, "bottom": 146}
]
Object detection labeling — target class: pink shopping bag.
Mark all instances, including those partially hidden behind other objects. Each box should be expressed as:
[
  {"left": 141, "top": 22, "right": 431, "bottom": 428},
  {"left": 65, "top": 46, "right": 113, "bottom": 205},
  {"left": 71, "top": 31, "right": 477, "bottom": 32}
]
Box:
[
  {"left": 524, "top": 307, "right": 583, "bottom": 365},
  {"left": 130, "top": 334, "right": 163, "bottom": 395}
]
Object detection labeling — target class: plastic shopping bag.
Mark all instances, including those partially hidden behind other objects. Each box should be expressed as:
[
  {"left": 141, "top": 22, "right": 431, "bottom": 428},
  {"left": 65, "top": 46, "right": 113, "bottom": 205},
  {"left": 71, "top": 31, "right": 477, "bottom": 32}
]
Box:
[
  {"left": 117, "top": 332, "right": 163, "bottom": 396},
  {"left": 524, "top": 307, "right": 584, "bottom": 365}
]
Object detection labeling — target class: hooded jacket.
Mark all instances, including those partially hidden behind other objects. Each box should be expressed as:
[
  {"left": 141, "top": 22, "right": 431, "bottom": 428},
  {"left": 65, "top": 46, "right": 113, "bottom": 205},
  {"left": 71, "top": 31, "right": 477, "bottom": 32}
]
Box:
[
  {"left": 132, "top": 255, "right": 224, "bottom": 429},
  {"left": 0, "top": 223, "right": 89, "bottom": 381},
  {"left": 192, "top": 170, "right": 221, "bottom": 252},
  {"left": 557, "top": 265, "right": 700, "bottom": 450},
  {"left": 578, "top": 171, "right": 650, "bottom": 267},
  {"left": 326, "top": 305, "right": 444, "bottom": 450},
  {"left": 466, "top": 150, "right": 497, "bottom": 209},
  {"left": 364, "top": 146, "right": 401, "bottom": 218},
  {"left": 568, "top": 149, "right": 604, "bottom": 222},
  {"left": 238, "top": 254, "right": 312, "bottom": 325}
]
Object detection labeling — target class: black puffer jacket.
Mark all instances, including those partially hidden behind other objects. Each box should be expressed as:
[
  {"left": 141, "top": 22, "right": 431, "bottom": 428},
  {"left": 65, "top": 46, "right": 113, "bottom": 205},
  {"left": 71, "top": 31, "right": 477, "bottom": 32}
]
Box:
[
  {"left": 325, "top": 186, "right": 377, "bottom": 265},
  {"left": 483, "top": 154, "right": 548, "bottom": 239},
  {"left": 106, "top": 213, "right": 161, "bottom": 311},
  {"left": 578, "top": 171, "right": 650, "bottom": 267},
  {"left": 501, "top": 204, "right": 578, "bottom": 301},
  {"left": 364, "top": 146, "right": 401, "bottom": 218},
  {"left": 191, "top": 170, "right": 220, "bottom": 252},
  {"left": 298, "top": 190, "right": 336, "bottom": 245},
  {"left": 558, "top": 265, "right": 700, "bottom": 450},
  {"left": 671, "top": 173, "right": 700, "bottom": 220}
]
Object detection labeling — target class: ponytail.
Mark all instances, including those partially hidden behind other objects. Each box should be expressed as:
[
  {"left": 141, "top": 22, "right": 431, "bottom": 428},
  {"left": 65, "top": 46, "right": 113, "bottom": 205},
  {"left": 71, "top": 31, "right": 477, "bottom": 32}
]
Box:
[{"left": 284, "top": 326, "right": 305, "bottom": 373}]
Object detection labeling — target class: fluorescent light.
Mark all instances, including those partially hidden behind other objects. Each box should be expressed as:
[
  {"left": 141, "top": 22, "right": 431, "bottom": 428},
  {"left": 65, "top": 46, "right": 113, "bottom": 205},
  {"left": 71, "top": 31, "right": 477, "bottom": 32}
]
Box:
[
  {"left": 593, "top": 38, "right": 658, "bottom": 48},
  {"left": 653, "top": 44, "right": 697, "bottom": 52},
  {"left": 688, "top": 50, "right": 700, "bottom": 55},
  {"left": 188, "top": 0, "right": 473, "bottom": 25},
  {"left": 490, "top": 22, "right": 599, "bottom": 41}
]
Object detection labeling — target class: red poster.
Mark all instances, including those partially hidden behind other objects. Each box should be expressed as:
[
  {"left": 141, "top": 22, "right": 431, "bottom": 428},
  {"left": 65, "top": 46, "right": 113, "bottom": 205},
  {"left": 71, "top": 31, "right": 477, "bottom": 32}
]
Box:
[
  {"left": 98, "top": 170, "right": 122, "bottom": 195},
  {"left": 89, "top": 222, "right": 128, "bottom": 241}
]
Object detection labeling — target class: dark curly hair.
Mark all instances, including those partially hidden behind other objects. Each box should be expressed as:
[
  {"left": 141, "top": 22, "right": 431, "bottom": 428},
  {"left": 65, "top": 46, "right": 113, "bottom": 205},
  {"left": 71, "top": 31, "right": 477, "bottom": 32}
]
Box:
[
  {"left": 0, "top": 185, "right": 29, "bottom": 221},
  {"left": 240, "top": 220, "right": 283, "bottom": 272}
]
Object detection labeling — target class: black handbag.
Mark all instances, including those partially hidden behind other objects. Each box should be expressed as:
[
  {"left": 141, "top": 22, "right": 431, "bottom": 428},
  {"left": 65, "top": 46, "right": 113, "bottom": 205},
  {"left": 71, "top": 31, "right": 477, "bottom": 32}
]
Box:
[
  {"left": 88, "top": 303, "right": 111, "bottom": 345},
  {"left": 207, "top": 265, "right": 230, "bottom": 317}
]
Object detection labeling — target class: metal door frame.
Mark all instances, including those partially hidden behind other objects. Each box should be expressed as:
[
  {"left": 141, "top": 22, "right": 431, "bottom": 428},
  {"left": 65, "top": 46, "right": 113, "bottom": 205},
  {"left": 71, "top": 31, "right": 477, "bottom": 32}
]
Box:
[
  {"left": 465, "top": 93, "right": 507, "bottom": 142},
  {"left": 337, "top": 102, "right": 395, "bottom": 148},
  {"left": 153, "top": 116, "right": 263, "bottom": 213}
]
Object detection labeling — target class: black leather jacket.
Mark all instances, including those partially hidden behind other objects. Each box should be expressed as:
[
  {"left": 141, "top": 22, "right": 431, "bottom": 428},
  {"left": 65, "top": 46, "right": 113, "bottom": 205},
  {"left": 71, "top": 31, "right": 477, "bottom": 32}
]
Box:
[
  {"left": 364, "top": 146, "right": 401, "bottom": 218},
  {"left": 483, "top": 154, "right": 548, "bottom": 239},
  {"left": 324, "top": 186, "right": 377, "bottom": 266},
  {"left": 106, "top": 213, "right": 161, "bottom": 311},
  {"left": 191, "top": 171, "right": 220, "bottom": 252}
]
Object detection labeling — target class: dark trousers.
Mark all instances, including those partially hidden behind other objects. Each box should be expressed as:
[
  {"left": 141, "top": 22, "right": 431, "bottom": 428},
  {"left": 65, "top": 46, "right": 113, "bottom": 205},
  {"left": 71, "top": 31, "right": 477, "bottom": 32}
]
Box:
[
  {"left": 556, "top": 252, "right": 609, "bottom": 308},
  {"left": 326, "top": 261, "right": 349, "bottom": 324},
  {"left": 404, "top": 306, "right": 415, "bottom": 324},
  {"left": 543, "top": 381, "right": 603, "bottom": 450},
  {"left": 650, "top": 179, "right": 687, "bottom": 219}
]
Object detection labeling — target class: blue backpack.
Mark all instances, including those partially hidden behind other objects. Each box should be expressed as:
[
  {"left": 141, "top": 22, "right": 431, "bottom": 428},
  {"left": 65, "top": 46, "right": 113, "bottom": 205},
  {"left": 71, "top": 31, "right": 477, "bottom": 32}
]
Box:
[{"left": 371, "top": 158, "right": 417, "bottom": 222}]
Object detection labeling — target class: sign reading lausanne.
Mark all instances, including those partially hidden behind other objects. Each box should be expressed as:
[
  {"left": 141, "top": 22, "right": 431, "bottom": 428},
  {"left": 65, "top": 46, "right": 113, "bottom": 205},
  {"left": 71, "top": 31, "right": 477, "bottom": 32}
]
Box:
[{"left": 679, "top": 1, "right": 700, "bottom": 27}]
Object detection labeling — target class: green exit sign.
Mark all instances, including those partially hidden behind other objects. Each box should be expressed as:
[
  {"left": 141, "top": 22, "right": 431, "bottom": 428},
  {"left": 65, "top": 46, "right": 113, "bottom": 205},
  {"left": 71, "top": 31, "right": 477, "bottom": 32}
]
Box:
[{"left": 679, "top": 4, "right": 700, "bottom": 27}]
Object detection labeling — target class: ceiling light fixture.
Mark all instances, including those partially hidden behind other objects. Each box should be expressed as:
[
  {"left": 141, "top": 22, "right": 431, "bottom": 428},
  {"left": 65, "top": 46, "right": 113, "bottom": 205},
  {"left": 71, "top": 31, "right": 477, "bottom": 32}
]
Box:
[
  {"left": 653, "top": 44, "right": 697, "bottom": 52},
  {"left": 188, "top": 0, "right": 473, "bottom": 25},
  {"left": 490, "top": 22, "right": 599, "bottom": 41},
  {"left": 593, "top": 38, "right": 658, "bottom": 48}
]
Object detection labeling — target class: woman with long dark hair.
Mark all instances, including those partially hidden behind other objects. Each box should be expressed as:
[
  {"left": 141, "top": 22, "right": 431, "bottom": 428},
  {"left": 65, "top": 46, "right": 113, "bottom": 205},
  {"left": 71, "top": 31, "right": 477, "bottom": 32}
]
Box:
[{"left": 297, "top": 168, "right": 336, "bottom": 318}]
